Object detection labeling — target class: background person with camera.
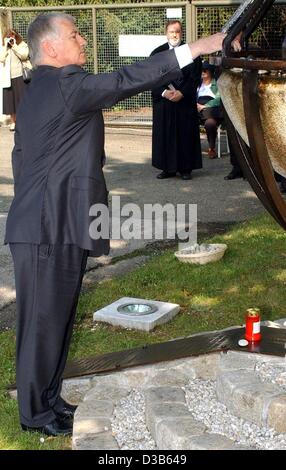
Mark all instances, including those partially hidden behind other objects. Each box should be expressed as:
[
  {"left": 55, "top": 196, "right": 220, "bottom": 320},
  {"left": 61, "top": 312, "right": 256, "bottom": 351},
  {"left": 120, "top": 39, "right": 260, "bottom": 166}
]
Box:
[{"left": 0, "top": 29, "right": 29, "bottom": 131}]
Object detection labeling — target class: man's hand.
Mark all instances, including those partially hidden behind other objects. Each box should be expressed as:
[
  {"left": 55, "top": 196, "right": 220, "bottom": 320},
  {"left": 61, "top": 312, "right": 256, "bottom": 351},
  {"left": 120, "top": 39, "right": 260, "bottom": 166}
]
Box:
[
  {"left": 231, "top": 32, "right": 243, "bottom": 52},
  {"left": 197, "top": 103, "right": 205, "bottom": 112},
  {"left": 189, "top": 33, "right": 227, "bottom": 59},
  {"left": 169, "top": 90, "right": 183, "bottom": 102},
  {"left": 189, "top": 32, "right": 242, "bottom": 59},
  {"left": 163, "top": 89, "right": 175, "bottom": 100}
]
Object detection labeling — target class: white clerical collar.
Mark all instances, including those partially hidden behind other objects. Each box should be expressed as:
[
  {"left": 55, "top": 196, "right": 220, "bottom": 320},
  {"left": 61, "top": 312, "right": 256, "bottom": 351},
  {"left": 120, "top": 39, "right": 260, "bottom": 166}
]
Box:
[{"left": 168, "top": 41, "right": 182, "bottom": 49}]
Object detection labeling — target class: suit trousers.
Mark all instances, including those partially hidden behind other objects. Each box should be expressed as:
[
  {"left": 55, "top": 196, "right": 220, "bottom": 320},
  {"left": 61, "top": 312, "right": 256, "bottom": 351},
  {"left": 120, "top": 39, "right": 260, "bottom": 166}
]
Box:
[{"left": 9, "top": 243, "right": 88, "bottom": 427}]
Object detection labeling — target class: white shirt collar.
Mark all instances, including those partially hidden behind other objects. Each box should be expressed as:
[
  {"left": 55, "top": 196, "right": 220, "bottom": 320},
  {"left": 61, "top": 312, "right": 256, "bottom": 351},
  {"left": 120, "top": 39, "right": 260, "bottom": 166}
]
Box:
[{"left": 168, "top": 41, "right": 182, "bottom": 50}]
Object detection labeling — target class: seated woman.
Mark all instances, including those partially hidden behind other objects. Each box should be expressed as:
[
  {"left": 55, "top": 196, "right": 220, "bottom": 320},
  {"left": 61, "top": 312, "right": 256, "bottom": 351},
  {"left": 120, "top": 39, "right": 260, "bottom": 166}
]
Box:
[{"left": 197, "top": 61, "right": 223, "bottom": 159}]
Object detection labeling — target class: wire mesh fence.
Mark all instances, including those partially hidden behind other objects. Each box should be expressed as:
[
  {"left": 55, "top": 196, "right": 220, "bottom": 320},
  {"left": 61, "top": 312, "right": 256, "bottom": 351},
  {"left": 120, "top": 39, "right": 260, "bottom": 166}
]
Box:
[
  {"left": 196, "top": 2, "right": 286, "bottom": 50},
  {"left": 96, "top": 5, "right": 186, "bottom": 123},
  {"left": 8, "top": 1, "right": 286, "bottom": 125},
  {"left": 12, "top": 9, "right": 95, "bottom": 74}
]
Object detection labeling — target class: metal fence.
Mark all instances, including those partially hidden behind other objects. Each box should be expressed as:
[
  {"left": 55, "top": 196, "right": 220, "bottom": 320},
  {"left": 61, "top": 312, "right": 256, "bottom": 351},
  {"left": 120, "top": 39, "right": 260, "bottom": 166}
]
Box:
[
  {"left": 194, "top": 0, "right": 286, "bottom": 49},
  {"left": 7, "top": 1, "right": 286, "bottom": 125}
]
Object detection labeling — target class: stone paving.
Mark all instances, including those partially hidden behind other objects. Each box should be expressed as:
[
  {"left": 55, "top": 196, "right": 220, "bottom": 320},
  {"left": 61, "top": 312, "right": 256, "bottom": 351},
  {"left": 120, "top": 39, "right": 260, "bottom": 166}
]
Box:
[
  {"left": 7, "top": 319, "right": 286, "bottom": 448},
  {"left": 54, "top": 324, "right": 286, "bottom": 450}
]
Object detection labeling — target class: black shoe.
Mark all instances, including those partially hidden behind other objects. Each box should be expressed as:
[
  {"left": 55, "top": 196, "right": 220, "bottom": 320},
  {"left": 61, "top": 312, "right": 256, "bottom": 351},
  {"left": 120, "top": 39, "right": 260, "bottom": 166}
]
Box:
[
  {"left": 156, "top": 171, "right": 176, "bottom": 179},
  {"left": 53, "top": 399, "right": 77, "bottom": 420},
  {"left": 21, "top": 416, "right": 73, "bottom": 436},
  {"left": 181, "top": 173, "right": 192, "bottom": 180},
  {"left": 224, "top": 171, "right": 243, "bottom": 180}
]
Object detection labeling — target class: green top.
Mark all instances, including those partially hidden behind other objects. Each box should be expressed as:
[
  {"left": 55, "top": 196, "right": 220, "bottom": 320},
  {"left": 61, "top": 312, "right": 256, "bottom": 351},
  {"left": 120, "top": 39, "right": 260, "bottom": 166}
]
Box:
[{"left": 204, "top": 78, "right": 221, "bottom": 109}]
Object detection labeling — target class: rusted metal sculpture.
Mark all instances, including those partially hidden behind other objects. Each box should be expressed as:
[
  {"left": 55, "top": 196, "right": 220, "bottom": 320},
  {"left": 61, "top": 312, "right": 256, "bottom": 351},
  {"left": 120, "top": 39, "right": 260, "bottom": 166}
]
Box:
[{"left": 218, "top": 0, "right": 286, "bottom": 230}]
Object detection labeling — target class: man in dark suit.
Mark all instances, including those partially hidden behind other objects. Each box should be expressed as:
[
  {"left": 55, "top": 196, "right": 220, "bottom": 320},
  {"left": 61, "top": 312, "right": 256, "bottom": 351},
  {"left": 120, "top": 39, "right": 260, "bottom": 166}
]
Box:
[
  {"left": 4, "top": 12, "right": 234, "bottom": 436},
  {"left": 151, "top": 20, "right": 202, "bottom": 181}
]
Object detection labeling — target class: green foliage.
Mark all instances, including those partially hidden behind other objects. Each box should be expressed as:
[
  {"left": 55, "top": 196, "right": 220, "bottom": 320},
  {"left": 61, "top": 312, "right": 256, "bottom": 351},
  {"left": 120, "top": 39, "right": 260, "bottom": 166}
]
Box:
[
  {"left": 0, "top": 0, "right": 186, "bottom": 5},
  {"left": 1, "top": 1, "right": 95, "bottom": 6},
  {"left": 197, "top": 4, "right": 285, "bottom": 49},
  {"left": 95, "top": 6, "right": 166, "bottom": 108}
]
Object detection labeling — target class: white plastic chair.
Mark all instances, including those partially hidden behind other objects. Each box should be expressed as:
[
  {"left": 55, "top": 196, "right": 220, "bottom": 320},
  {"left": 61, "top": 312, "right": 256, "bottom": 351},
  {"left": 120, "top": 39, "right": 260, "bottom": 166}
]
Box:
[{"left": 217, "top": 125, "right": 230, "bottom": 159}]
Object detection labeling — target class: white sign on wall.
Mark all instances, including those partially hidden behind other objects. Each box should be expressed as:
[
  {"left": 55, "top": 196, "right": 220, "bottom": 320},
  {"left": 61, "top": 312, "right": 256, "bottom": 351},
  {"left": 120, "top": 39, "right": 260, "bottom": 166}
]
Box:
[
  {"left": 166, "top": 8, "right": 183, "bottom": 19},
  {"left": 0, "top": 64, "right": 3, "bottom": 115},
  {"left": 119, "top": 35, "right": 166, "bottom": 57},
  {"left": 0, "top": 27, "right": 2, "bottom": 115}
]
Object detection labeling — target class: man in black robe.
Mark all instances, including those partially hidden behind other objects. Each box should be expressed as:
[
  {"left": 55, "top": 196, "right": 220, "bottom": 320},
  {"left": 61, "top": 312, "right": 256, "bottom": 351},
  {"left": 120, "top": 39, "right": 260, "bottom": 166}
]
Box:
[{"left": 151, "top": 20, "right": 202, "bottom": 180}]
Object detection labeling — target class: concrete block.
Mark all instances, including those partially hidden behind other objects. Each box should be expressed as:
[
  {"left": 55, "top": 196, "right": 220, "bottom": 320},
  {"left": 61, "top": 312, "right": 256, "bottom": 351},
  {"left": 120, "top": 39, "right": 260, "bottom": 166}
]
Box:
[
  {"left": 145, "top": 386, "right": 185, "bottom": 404},
  {"left": 61, "top": 377, "right": 91, "bottom": 404},
  {"left": 73, "top": 417, "right": 111, "bottom": 437},
  {"left": 167, "top": 358, "right": 197, "bottom": 380},
  {"left": 186, "top": 353, "right": 220, "bottom": 379},
  {"left": 267, "top": 395, "right": 286, "bottom": 433},
  {"left": 91, "top": 372, "right": 127, "bottom": 388},
  {"left": 122, "top": 368, "right": 154, "bottom": 387},
  {"left": 146, "top": 402, "right": 190, "bottom": 440},
  {"left": 187, "top": 433, "right": 236, "bottom": 450},
  {"left": 76, "top": 399, "right": 114, "bottom": 419},
  {"left": 216, "top": 370, "right": 260, "bottom": 408},
  {"left": 93, "top": 297, "right": 180, "bottom": 332},
  {"left": 83, "top": 385, "right": 130, "bottom": 404},
  {"left": 145, "top": 369, "right": 191, "bottom": 387},
  {"left": 72, "top": 432, "right": 119, "bottom": 450},
  {"left": 231, "top": 382, "right": 282, "bottom": 426},
  {"left": 156, "top": 417, "right": 206, "bottom": 450},
  {"left": 219, "top": 351, "right": 257, "bottom": 371}
]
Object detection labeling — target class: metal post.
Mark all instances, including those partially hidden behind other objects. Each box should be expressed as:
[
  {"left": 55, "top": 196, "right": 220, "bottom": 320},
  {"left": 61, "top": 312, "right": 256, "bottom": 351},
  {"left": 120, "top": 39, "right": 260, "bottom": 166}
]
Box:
[
  {"left": 92, "top": 7, "right": 98, "bottom": 74},
  {"left": 185, "top": 2, "right": 194, "bottom": 43},
  {"left": 7, "top": 8, "right": 12, "bottom": 30},
  {"left": 189, "top": 1, "right": 197, "bottom": 41}
]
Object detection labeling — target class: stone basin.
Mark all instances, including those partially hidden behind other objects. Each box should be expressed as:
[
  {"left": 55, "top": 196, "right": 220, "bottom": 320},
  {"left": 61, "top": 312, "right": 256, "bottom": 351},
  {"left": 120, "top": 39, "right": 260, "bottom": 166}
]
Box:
[{"left": 218, "top": 70, "right": 286, "bottom": 178}]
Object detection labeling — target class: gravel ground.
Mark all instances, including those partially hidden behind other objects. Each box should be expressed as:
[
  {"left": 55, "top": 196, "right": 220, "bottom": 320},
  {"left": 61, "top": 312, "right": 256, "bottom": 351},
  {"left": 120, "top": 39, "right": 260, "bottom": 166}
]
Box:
[
  {"left": 110, "top": 361, "right": 286, "bottom": 450},
  {"left": 184, "top": 379, "right": 286, "bottom": 450},
  {"left": 111, "top": 389, "right": 157, "bottom": 450},
  {"left": 255, "top": 361, "right": 286, "bottom": 391}
]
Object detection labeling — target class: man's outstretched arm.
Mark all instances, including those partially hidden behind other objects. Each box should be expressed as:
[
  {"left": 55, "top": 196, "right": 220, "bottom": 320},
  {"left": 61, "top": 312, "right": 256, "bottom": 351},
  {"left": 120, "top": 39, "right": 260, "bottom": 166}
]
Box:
[{"left": 63, "top": 32, "right": 241, "bottom": 114}]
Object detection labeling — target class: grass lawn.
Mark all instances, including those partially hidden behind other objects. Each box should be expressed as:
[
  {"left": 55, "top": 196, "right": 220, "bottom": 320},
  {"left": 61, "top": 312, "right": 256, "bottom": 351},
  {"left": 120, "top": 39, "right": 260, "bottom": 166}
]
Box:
[{"left": 1, "top": 213, "right": 286, "bottom": 449}]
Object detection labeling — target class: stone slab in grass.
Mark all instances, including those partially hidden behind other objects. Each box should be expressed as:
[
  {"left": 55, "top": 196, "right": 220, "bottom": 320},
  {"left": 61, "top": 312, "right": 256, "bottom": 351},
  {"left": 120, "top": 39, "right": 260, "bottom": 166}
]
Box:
[{"left": 93, "top": 297, "right": 180, "bottom": 331}]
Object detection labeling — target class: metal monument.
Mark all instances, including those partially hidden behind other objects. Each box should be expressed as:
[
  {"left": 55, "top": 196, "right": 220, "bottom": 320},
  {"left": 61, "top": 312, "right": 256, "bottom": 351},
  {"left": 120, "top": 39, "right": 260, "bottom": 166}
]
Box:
[{"left": 218, "top": 0, "right": 286, "bottom": 229}]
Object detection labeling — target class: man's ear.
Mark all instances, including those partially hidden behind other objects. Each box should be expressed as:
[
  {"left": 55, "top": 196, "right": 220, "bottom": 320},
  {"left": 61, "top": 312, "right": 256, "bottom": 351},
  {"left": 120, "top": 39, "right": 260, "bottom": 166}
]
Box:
[{"left": 41, "top": 39, "right": 57, "bottom": 59}]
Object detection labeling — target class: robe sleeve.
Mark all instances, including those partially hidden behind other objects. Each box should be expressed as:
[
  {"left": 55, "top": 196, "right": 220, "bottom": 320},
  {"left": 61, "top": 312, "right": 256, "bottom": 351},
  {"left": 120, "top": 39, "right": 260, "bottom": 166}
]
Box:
[
  {"left": 150, "top": 47, "right": 171, "bottom": 100},
  {"left": 178, "top": 57, "right": 202, "bottom": 100}
]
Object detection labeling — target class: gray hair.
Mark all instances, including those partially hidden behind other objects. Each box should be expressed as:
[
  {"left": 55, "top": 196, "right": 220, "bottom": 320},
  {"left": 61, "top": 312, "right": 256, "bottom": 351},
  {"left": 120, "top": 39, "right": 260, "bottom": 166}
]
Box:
[{"left": 27, "top": 13, "right": 75, "bottom": 66}]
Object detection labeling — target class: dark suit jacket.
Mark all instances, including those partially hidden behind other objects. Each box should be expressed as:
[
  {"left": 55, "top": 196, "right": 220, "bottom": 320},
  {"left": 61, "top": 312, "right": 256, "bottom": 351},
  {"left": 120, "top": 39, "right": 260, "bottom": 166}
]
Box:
[{"left": 5, "top": 50, "right": 182, "bottom": 256}]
